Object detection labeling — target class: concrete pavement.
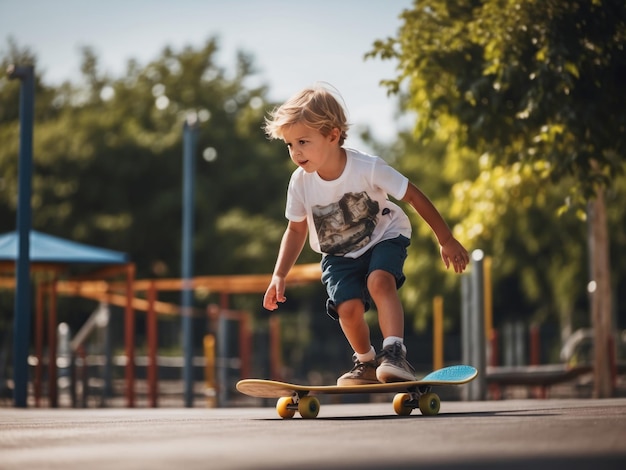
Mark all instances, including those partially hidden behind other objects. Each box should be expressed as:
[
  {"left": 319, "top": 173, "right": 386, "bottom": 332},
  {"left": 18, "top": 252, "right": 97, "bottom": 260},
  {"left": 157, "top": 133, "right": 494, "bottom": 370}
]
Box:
[{"left": 1, "top": 398, "right": 625, "bottom": 469}]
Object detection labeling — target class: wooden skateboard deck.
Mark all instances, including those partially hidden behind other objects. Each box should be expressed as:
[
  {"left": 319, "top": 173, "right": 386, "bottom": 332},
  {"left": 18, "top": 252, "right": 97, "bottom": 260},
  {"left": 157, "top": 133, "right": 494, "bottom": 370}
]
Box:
[{"left": 236, "top": 364, "right": 477, "bottom": 419}]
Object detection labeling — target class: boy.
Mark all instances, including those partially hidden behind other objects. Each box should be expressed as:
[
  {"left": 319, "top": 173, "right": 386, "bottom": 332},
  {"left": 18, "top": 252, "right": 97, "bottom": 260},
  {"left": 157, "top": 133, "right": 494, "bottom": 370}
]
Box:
[{"left": 262, "top": 85, "right": 469, "bottom": 385}]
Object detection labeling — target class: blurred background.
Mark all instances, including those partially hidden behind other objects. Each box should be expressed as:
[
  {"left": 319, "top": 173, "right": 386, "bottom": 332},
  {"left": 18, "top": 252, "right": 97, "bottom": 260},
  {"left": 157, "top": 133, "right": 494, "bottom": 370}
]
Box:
[{"left": 0, "top": 0, "right": 624, "bottom": 408}]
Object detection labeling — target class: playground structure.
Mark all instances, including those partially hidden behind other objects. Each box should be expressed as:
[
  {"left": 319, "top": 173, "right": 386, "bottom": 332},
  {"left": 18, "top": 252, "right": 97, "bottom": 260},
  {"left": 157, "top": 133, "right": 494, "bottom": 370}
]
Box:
[
  {"left": 0, "top": 230, "right": 134, "bottom": 408},
  {"left": 1, "top": 262, "right": 323, "bottom": 407},
  {"left": 2, "top": 250, "right": 623, "bottom": 408}
]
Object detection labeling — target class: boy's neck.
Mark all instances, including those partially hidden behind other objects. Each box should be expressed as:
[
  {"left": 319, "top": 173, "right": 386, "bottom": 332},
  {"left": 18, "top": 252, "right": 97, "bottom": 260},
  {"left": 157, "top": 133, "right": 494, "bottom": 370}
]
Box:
[{"left": 317, "top": 147, "right": 347, "bottom": 181}]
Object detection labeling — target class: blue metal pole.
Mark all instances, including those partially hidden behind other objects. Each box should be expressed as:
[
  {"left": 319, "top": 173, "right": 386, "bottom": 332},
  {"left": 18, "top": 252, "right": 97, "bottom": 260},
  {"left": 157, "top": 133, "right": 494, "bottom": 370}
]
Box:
[
  {"left": 181, "top": 118, "right": 198, "bottom": 407},
  {"left": 8, "top": 64, "right": 35, "bottom": 408}
]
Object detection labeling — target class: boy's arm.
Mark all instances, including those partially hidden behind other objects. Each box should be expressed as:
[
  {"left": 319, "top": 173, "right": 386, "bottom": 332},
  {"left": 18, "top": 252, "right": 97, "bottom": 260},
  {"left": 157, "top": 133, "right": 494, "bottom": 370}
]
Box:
[
  {"left": 263, "top": 219, "right": 308, "bottom": 310},
  {"left": 401, "top": 182, "right": 469, "bottom": 273}
]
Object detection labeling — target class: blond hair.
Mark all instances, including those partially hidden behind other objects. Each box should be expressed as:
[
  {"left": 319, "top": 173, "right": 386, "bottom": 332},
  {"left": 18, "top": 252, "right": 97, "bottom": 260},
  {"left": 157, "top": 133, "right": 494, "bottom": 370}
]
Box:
[{"left": 264, "top": 84, "right": 349, "bottom": 145}]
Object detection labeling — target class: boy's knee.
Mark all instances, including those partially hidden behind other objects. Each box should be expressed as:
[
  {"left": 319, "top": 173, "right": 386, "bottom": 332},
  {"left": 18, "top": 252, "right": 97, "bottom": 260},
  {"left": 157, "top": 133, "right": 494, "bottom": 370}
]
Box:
[
  {"left": 336, "top": 299, "right": 365, "bottom": 323},
  {"left": 367, "top": 270, "right": 396, "bottom": 296}
]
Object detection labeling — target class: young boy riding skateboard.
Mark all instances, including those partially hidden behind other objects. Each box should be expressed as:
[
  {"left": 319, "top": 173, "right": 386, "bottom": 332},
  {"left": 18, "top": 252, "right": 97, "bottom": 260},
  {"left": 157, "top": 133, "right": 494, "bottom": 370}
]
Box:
[{"left": 262, "top": 84, "right": 469, "bottom": 385}]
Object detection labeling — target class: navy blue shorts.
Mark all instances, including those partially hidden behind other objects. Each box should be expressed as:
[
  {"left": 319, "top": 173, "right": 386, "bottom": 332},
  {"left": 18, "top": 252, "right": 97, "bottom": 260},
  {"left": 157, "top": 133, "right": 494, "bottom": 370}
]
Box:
[{"left": 321, "top": 235, "right": 410, "bottom": 320}]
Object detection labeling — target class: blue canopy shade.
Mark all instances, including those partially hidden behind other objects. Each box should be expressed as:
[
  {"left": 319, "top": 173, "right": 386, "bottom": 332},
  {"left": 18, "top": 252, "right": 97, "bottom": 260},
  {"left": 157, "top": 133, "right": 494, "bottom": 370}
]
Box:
[{"left": 0, "top": 230, "right": 129, "bottom": 264}]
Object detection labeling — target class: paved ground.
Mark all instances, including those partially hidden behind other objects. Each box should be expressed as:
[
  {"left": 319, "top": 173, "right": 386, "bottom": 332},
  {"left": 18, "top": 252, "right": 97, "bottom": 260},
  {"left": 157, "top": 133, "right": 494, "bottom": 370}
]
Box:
[{"left": 1, "top": 398, "right": 625, "bottom": 469}]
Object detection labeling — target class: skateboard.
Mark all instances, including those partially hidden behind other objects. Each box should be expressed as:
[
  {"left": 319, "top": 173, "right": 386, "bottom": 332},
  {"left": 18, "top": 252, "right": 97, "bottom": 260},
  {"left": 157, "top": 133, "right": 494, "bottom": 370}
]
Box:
[{"left": 236, "top": 364, "right": 477, "bottom": 419}]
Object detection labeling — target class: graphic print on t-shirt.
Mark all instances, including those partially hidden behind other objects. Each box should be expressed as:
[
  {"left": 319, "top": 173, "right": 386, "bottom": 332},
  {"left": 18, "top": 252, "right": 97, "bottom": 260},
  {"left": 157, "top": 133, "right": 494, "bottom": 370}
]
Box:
[{"left": 312, "top": 192, "right": 380, "bottom": 255}]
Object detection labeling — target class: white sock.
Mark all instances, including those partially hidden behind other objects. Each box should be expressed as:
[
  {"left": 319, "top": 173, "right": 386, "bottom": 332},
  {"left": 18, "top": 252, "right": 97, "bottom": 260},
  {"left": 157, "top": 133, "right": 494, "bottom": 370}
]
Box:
[
  {"left": 355, "top": 346, "right": 376, "bottom": 363},
  {"left": 383, "top": 336, "right": 406, "bottom": 353}
]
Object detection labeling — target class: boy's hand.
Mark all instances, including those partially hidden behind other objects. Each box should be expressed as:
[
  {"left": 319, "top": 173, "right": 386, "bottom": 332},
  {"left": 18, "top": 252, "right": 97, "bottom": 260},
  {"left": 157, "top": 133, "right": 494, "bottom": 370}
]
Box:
[
  {"left": 263, "top": 275, "right": 287, "bottom": 310},
  {"left": 440, "top": 238, "right": 470, "bottom": 273}
]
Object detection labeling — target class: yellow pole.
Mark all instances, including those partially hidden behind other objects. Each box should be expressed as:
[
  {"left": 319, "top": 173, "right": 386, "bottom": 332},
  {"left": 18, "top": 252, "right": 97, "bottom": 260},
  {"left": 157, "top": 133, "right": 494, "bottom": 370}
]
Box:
[
  {"left": 484, "top": 256, "right": 493, "bottom": 339},
  {"left": 203, "top": 334, "right": 216, "bottom": 408},
  {"left": 433, "top": 296, "right": 444, "bottom": 371}
]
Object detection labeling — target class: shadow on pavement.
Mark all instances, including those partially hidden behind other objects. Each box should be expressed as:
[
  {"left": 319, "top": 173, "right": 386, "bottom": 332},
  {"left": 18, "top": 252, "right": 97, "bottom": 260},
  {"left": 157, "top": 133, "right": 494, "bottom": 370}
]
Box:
[{"left": 287, "top": 454, "right": 626, "bottom": 470}]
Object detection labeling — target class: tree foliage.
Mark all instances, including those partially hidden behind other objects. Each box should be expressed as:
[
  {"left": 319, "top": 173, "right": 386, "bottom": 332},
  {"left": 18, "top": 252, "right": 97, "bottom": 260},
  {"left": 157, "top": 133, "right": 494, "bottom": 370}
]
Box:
[
  {"left": 371, "top": 0, "right": 625, "bottom": 198},
  {"left": 1, "top": 38, "right": 328, "bottom": 353},
  {"left": 368, "top": 0, "right": 626, "bottom": 359},
  {"left": 1, "top": 38, "right": 299, "bottom": 283}
]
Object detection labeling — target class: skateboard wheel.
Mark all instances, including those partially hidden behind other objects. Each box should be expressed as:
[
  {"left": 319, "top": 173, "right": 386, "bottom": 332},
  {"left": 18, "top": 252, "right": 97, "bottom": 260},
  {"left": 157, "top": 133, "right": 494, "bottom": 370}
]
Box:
[
  {"left": 276, "top": 397, "right": 296, "bottom": 419},
  {"left": 393, "top": 393, "right": 413, "bottom": 416},
  {"left": 298, "top": 396, "right": 320, "bottom": 419},
  {"left": 418, "top": 392, "right": 440, "bottom": 416}
]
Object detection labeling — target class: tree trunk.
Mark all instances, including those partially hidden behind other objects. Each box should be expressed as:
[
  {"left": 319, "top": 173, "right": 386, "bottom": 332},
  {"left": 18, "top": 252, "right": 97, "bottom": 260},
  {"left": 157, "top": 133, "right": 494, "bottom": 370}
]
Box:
[{"left": 588, "top": 188, "right": 614, "bottom": 398}]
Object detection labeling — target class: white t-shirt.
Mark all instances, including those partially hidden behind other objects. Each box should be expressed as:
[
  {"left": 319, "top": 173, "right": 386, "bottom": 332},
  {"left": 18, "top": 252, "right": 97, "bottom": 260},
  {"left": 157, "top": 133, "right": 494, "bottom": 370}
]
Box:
[{"left": 285, "top": 148, "right": 412, "bottom": 258}]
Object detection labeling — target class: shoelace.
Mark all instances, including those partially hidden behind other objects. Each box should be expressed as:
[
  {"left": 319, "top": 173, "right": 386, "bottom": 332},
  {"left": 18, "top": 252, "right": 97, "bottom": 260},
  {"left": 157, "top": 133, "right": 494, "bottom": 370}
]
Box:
[
  {"left": 350, "top": 358, "right": 376, "bottom": 373},
  {"left": 376, "top": 343, "right": 415, "bottom": 372}
]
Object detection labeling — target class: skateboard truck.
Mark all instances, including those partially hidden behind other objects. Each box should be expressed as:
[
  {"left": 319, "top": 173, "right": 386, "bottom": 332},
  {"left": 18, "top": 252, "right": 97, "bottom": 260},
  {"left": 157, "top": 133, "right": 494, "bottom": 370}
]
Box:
[
  {"left": 277, "top": 391, "right": 320, "bottom": 419},
  {"left": 392, "top": 384, "right": 440, "bottom": 416}
]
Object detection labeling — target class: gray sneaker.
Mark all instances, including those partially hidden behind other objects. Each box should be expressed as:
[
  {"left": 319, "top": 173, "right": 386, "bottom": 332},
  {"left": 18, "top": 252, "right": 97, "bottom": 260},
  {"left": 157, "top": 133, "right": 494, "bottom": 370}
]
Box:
[
  {"left": 337, "top": 355, "right": 379, "bottom": 386},
  {"left": 376, "top": 342, "right": 416, "bottom": 383}
]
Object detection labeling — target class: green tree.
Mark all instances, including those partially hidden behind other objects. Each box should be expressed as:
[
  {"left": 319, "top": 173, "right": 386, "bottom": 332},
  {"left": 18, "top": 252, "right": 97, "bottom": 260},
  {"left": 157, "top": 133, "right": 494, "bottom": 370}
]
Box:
[
  {"left": 369, "top": 119, "right": 478, "bottom": 333},
  {"left": 373, "top": 114, "right": 615, "bottom": 363},
  {"left": 1, "top": 39, "right": 294, "bottom": 279},
  {"left": 0, "top": 39, "right": 305, "bottom": 349},
  {"left": 369, "top": 0, "right": 625, "bottom": 396}
]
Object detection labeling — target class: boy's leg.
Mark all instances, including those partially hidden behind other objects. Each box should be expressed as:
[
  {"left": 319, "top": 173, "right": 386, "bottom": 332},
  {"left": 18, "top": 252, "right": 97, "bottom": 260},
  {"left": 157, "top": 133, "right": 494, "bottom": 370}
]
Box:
[
  {"left": 367, "top": 270, "right": 404, "bottom": 339},
  {"left": 334, "top": 299, "right": 379, "bottom": 385},
  {"left": 367, "top": 236, "right": 416, "bottom": 383},
  {"left": 336, "top": 299, "right": 371, "bottom": 355},
  {"left": 322, "top": 254, "right": 379, "bottom": 385}
]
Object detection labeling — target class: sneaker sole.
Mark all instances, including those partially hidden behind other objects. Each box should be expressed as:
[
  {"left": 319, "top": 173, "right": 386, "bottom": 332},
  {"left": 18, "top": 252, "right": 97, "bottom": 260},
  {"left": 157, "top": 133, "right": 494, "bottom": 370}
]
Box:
[{"left": 376, "top": 366, "right": 415, "bottom": 383}]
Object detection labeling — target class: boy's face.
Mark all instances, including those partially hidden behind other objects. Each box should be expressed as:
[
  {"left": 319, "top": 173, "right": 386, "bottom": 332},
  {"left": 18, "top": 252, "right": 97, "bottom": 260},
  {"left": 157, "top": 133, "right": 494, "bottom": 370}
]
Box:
[{"left": 281, "top": 122, "right": 341, "bottom": 178}]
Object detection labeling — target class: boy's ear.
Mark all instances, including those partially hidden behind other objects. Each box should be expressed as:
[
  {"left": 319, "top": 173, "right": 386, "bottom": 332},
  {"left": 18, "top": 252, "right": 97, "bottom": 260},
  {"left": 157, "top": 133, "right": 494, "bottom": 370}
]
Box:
[{"left": 328, "top": 127, "right": 341, "bottom": 143}]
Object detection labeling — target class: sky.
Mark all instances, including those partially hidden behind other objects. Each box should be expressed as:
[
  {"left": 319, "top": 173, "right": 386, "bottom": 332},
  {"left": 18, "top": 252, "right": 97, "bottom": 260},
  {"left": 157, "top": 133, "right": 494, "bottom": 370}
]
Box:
[{"left": 0, "top": 0, "right": 415, "bottom": 148}]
